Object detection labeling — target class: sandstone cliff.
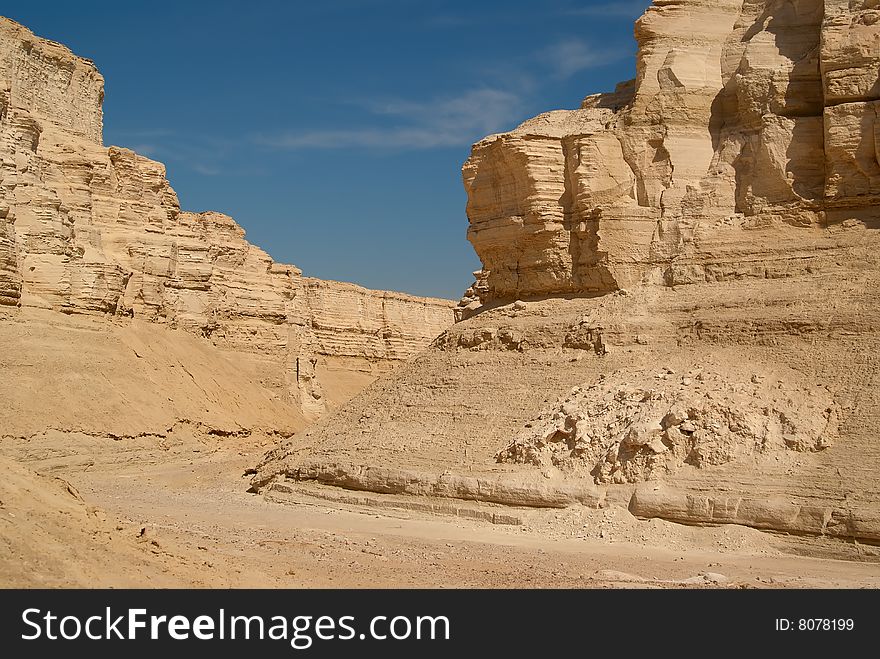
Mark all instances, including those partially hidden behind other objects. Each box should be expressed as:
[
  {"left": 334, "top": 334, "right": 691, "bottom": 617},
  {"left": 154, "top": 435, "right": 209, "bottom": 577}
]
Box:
[
  {"left": 457, "top": 0, "right": 880, "bottom": 316},
  {"left": 256, "top": 0, "right": 880, "bottom": 545},
  {"left": 0, "top": 16, "right": 454, "bottom": 428}
]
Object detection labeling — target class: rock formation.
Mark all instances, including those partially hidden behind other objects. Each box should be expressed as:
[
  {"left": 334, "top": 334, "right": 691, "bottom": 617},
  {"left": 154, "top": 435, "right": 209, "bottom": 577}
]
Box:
[
  {"left": 457, "top": 0, "right": 880, "bottom": 317},
  {"left": 256, "top": 0, "right": 880, "bottom": 544},
  {"left": 0, "top": 16, "right": 454, "bottom": 425}
]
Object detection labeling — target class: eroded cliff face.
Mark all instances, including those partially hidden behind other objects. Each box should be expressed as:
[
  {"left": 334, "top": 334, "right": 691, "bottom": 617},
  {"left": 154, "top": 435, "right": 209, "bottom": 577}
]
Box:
[
  {"left": 254, "top": 0, "right": 880, "bottom": 545},
  {"left": 0, "top": 16, "right": 453, "bottom": 422},
  {"left": 458, "top": 0, "right": 880, "bottom": 315}
]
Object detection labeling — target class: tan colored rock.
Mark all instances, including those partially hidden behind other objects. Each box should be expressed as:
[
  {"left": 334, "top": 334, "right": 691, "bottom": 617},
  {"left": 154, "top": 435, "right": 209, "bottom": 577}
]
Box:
[
  {"left": 0, "top": 18, "right": 103, "bottom": 143},
  {"left": 462, "top": 104, "right": 630, "bottom": 302},
  {"left": 821, "top": 0, "right": 880, "bottom": 105},
  {"left": 629, "top": 485, "right": 880, "bottom": 542},
  {"left": 259, "top": 1, "right": 880, "bottom": 546},
  {"left": 0, "top": 16, "right": 454, "bottom": 424},
  {"left": 458, "top": 0, "right": 880, "bottom": 312},
  {"left": 252, "top": 460, "right": 603, "bottom": 510},
  {"left": 824, "top": 100, "right": 880, "bottom": 204},
  {"left": 0, "top": 207, "right": 19, "bottom": 305},
  {"left": 496, "top": 367, "right": 837, "bottom": 484},
  {"left": 302, "top": 278, "right": 456, "bottom": 361}
]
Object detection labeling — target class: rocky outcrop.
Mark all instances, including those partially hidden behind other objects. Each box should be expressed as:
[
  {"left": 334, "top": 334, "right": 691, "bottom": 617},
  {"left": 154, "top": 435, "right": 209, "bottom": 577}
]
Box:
[
  {"left": 0, "top": 203, "right": 19, "bottom": 305},
  {"left": 254, "top": 0, "right": 880, "bottom": 546},
  {"left": 0, "top": 19, "right": 103, "bottom": 143},
  {"left": 251, "top": 460, "right": 604, "bottom": 510},
  {"left": 629, "top": 485, "right": 880, "bottom": 542},
  {"left": 0, "top": 16, "right": 453, "bottom": 420},
  {"left": 458, "top": 0, "right": 880, "bottom": 314}
]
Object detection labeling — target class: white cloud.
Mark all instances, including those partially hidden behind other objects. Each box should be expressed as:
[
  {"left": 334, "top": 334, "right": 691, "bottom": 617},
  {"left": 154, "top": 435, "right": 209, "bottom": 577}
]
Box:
[
  {"left": 192, "top": 163, "right": 222, "bottom": 176},
  {"left": 253, "top": 33, "right": 631, "bottom": 153},
  {"left": 538, "top": 38, "right": 624, "bottom": 80},
  {"left": 563, "top": 1, "right": 650, "bottom": 19},
  {"left": 260, "top": 88, "right": 523, "bottom": 151}
]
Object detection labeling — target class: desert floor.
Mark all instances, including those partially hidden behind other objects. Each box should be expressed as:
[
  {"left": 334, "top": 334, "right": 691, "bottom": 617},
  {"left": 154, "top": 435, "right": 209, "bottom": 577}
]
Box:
[{"left": 3, "top": 430, "right": 879, "bottom": 589}]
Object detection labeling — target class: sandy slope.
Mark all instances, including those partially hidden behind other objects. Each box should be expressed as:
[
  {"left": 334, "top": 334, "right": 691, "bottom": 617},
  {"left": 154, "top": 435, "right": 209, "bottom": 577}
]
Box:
[
  {"left": 0, "top": 455, "right": 221, "bottom": 587},
  {"left": 0, "top": 307, "right": 306, "bottom": 441}
]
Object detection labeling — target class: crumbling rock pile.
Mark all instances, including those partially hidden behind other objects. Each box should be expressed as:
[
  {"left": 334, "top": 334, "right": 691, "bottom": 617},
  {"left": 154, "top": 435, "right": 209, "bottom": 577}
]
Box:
[{"left": 497, "top": 368, "right": 837, "bottom": 484}]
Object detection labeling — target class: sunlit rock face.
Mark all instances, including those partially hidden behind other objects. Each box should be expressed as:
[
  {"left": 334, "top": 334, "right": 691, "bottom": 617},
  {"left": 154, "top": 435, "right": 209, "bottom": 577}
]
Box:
[
  {"left": 0, "top": 16, "right": 454, "bottom": 418},
  {"left": 252, "top": 0, "right": 880, "bottom": 545},
  {"left": 459, "top": 0, "right": 880, "bottom": 313}
]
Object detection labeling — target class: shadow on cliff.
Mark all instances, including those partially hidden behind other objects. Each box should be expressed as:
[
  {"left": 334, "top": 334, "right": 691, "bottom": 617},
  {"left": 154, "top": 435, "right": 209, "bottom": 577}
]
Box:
[{"left": 709, "top": 0, "right": 826, "bottom": 213}]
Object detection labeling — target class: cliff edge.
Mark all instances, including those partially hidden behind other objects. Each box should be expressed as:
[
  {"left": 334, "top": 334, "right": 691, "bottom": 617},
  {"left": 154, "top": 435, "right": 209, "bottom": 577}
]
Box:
[{"left": 0, "top": 16, "right": 454, "bottom": 439}]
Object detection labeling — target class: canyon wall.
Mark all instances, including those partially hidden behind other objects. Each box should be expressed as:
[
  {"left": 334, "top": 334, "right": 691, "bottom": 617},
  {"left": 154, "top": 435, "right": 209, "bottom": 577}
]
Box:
[
  {"left": 0, "top": 16, "right": 453, "bottom": 421},
  {"left": 458, "top": 0, "right": 880, "bottom": 316},
  {"left": 255, "top": 0, "right": 880, "bottom": 544}
]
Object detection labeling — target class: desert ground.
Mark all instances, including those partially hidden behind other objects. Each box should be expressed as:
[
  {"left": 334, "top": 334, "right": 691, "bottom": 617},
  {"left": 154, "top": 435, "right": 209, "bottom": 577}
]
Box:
[
  {"left": 5, "top": 434, "right": 880, "bottom": 589},
  {"left": 3, "top": 394, "right": 879, "bottom": 589}
]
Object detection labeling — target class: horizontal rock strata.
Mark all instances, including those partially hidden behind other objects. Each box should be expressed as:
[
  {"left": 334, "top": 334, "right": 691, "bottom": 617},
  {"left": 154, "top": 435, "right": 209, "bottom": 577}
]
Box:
[
  {"left": 256, "top": 1, "right": 880, "bottom": 545},
  {"left": 251, "top": 460, "right": 604, "bottom": 509},
  {"left": 630, "top": 486, "right": 880, "bottom": 542},
  {"left": 457, "top": 0, "right": 880, "bottom": 316},
  {"left": 0, "top": 16, "right": 454, "bottom": 421}
]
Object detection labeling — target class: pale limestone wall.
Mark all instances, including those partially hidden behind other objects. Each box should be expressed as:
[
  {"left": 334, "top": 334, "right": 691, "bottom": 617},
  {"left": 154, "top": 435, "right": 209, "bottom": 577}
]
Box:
[
  {"left": 459, "top": 0, "right": 880, "bottom": 313},
  {"left": 303, "top": 278, "right": 456, "bottom": 361},
  {"left": 0, "top": 18, "right": 103, "bottom": 143},
  {"left": 0, "top": 16, "right": 454, "bottom": 418}
]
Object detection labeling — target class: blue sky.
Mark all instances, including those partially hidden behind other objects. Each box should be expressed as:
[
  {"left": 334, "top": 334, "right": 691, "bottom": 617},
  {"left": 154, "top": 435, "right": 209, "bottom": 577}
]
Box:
[{"left": 6, "top": 0, "right": 647, "bottom": 299}]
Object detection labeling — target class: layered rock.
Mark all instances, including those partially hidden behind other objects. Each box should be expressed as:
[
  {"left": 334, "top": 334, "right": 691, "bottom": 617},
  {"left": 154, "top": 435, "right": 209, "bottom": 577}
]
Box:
[
  {"left": 255, "top": 0, "right": 880, "bottom": 544},
  {"left": 458, "top": 0, "right": 880, "bottom": 314},
  {"left": 823, "top": 0, "right": 880, "bottom": 208},
  {"left": 0, "top": 18, "right": 103, "bottom": 143},
  {"left": 0, "top": 202, "right": 19, "bottom": 305},
  {"left": 0, "top": 16, "right": 453, "bottom": 421},
  {"left": 302, "top": 278, "right": 459, "bottom": 361}
]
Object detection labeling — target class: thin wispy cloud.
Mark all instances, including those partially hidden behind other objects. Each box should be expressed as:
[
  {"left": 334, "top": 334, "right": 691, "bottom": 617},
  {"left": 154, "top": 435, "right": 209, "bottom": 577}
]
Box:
[
  {"left": 474, "top": 34, "right": 629, "bottom": 92},
  {"left": 538, "top": 38, "right": 625, "bottom": 80},
  {"left": 192, "top": 163, "right": 222, "bottom": 176},
  {"left": 259, "top": 89, "right": 524, "bottom": 151},
  {"left": 562, "top": 1, "right": 650, "bottom": 19},
  {"left": 253, "top": 31, "right": 628, "bottom": 153},
  {"left": 107, "top": 129, "right": 243, "bottom": 177}
]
